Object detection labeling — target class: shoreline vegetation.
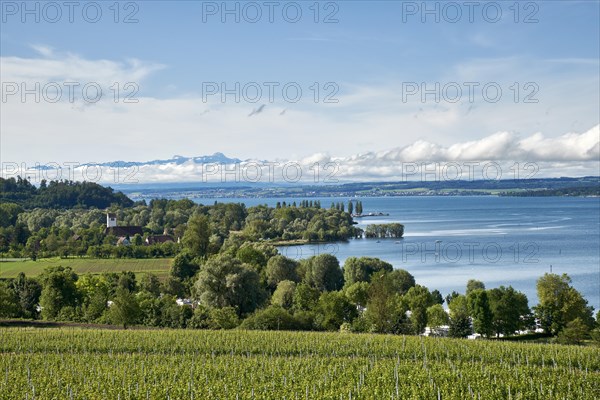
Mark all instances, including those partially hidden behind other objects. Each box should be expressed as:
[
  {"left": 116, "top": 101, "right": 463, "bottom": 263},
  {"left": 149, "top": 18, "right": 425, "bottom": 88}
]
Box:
[
  {"left": 109, "top": 176, "right": 600, "bottom": 201},
  {"left": 0, "top": 177, "right": 598, "bottom": 349}
]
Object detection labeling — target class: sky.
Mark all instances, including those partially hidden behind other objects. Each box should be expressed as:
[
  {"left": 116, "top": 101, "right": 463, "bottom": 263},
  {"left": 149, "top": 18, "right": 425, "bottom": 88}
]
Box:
[{"left": 1, "top": 0, "right": 599, "bottom": 181}]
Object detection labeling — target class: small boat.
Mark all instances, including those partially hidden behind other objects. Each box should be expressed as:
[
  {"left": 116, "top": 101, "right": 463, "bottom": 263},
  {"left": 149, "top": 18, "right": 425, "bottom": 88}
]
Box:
[
  {"left": 435, "top": 240, "right": 442, "bottom": 243},
  {"left": 376, "top": 240, "right": 381, "bottom": 243}
]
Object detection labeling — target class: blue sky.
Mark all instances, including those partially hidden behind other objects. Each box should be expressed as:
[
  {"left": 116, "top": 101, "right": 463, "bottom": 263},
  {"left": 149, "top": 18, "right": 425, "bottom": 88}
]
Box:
[{"left": 1, "top": 0, "right": 599, "bottom": 177}]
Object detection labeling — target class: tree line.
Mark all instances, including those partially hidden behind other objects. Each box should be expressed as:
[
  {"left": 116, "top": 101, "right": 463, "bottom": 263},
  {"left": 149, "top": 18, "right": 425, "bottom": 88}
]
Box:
[
  {"left": 0, "top": 177, "right": 134, "bottom": 209},
  {"left": 0, "top": 198, "right": 362, "bottom": 259},
  {"left": 1, "top": 251, "right": 597, "bottom": 344}
]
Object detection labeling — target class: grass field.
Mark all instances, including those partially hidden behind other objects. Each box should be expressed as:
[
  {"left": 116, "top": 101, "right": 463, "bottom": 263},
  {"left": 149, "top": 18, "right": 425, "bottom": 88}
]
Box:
[
  {"left": 0, "top": 328, "right": 598, "bottom": 399},
  {"left": 0, "top": 257, "right": 173, "bottom": 278}
]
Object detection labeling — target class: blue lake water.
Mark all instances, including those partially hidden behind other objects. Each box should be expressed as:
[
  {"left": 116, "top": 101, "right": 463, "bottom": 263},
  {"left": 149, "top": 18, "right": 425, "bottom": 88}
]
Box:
[{"left": 195, "top": 196, "right": 600, "bottom": 310}]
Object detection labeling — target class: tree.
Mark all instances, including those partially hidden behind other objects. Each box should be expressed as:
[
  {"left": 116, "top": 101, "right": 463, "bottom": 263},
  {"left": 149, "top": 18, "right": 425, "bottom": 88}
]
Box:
[
  {"left": 316, "top": 291, "right": 357, "bottom": 331},
  {"left": 342, "top": 257, "right": 393, "bottom": 287},
  {"left": 534, "top": 273, "right": 594, "bottom": 335},
  {"left": 466, "top": 279, "right": 485, "bottom": 295},
  {"left": 171, "top": 251, "right": 200, "bottom": 280},
  {"left": 427, "top": 304, "right": 450, "bottom": 336},
  {"left": 194, "top": 254, "right": 266, "bottom": 316},
  {"left": 386, "top": 269, "right": 415, "bottom": 295},
  {"left": 39, "top": 266, "right": 80, "bottom": 320},
  {"left": 266, "top": 255, "right": 300, "bottom": 288},
  {"left": 304, "top": 254, "right": 344, "bottom": 292},
  {"left": 355, "top": 201, "right": 363, "bottom": 215},
  {"left": 139, "top": 273, "right": 161, "bottom": 297},
  {"left": 487, "top": 286, "right": 530, "bottom": 337},
  {"left": 182, "top": 214, "right": 210, "bottom": 257},
  {"left": 467, "top": 289, "right": 493, "bottom": 337},
  {"left": 118, "top": 271, "right": 137, "bottom": 293},
  {"left": 271, "top": 280, "right": 296, "bottom": 309},
  {"left": 237, "top": 246, "right": 266, "bottom": 268},
  {"left": 557, "top": 318, "right": 590, "bottom": 345},
  {"left": 365, "top": 273, "right": 408, "bottom": 334},
  {"left": 431, "top": 289, "right": 444, "bottom": 305},
  {"left": 76, "top": 274, "right": 111, "bottom": 323},
  {"left": 404, "top": 285, "right": 435, "bottom": 334},
  {"left": 292, "top": 283, "right": 321, "bottom": 312},
  {"left": 0, "top": 282, "right": 20, "bottom": 318},
  {"left": 344, "top": 282, "right": 370, "bottom": 308},
  {"left": 108, "top": 287, "right": 141, "bottom": 329},
  {"left": 10, "top": 272, "right": 42, "bottom": 318},
  {"left": 347, "top": 201, "right": 353, "bottom": 215},
  {"left": 448, "top": 295, "right": 472, "bottom": 338}
]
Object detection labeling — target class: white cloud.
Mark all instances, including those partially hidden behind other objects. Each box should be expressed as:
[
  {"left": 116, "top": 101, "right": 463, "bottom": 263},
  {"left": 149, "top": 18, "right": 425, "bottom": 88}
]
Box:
[
  {"left": 1, "top": 50, "right": 598, "bottom": 182},
  {"left": 1, "top": 49, "right": 164, "bottom": 88}
]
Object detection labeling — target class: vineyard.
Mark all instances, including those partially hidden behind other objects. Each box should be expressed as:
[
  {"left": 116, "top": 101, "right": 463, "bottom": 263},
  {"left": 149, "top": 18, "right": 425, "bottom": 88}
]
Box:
[{"left": 1, "top": 328, "right": 598, "bottom": 399}]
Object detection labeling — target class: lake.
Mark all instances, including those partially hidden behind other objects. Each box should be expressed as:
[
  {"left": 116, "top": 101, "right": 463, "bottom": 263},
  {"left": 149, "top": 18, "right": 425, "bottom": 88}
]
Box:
[{"left": 192, "top": 196, "right": 600, "bottom": 311}]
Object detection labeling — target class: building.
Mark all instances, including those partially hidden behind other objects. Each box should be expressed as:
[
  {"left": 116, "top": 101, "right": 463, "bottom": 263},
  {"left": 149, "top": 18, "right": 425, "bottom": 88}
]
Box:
[
  {"left": 145, "top": 235, "right": 175, "bottom": 245},
  {"left": 106, "top": 213, "right": 117, "bottom": 228},
  {"left": 104, "top": 212, "right": 143, "bottom": 245}
]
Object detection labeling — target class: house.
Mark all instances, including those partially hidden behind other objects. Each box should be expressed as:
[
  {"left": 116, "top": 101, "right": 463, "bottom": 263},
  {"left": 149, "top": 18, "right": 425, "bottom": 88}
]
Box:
[{"left": 145, "top": 235, "right": 175, "bottom": 245}]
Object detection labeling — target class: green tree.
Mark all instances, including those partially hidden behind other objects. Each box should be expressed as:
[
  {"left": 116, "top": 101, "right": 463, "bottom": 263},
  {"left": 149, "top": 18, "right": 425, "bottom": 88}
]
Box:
[
  {"left": 266, "top": 255, "right": 300, "bottom": 288},
  {"left": 557, "top": 318, "right": 590, "bottom": 345},
  {"left": 10, "top": 272, "right": 42, "bottom": 318},
  {"left": 355, "top": 201, "right": 363, "bottom": 215},
  {"left": 182, "top": 214, "right": 210, "bottom": 257},
  {"left": 271, "top": 280, "right": 297, "bottom": 309},
  {"left": 139, "top": 273, "right": 161, "bottom": 297},
  {"left": 431, "top": 289, "right": 444, "bottom": 305},
  {"left": 171, "top": 251, "right": 200, "bottom": 280},
  {"left": 117, "top": 271, "right": 137, "bottom": 293},
  {"left": 304, "top": 254, "right": 344, "bottom": 292},
  {"left": 534, "top": 273, "right": 594, "bottom": 335},
  {"left": 316, "top": 291, "right": 357, "bottom": 331},
  {"left": 466, "top": 279, "right": 485, "bottom": 295},
  {"left": 467, "top": 289, "right": 493, "bottom": 337},
  {"left": 107, "top": 287, "right": 141, "bottom": 329},
  {"left": 39, "top": 266, "right": 80, "bottom": 320},
  {"left": 0, "top": 282, "right": 20, "bottom": 318},
  {"left": 194, "top": 254, "right": 266, "bottom": 316},
  {"left": 404, "top": 285, "right": 435, "bottom": 334},
  {"left": 342, "top": 257, "right": 393, "bottom": 287},
  {"left": 292, "top": 283, "right": 321, "bottom": 312},
  {"left": 386, "top": 269, "right": 416, "bottom": 295},
  {"left": 427, "top": 304, "right": 450, "bottom": 336},
  {"left": 365, "top": 273, "right": 408, "bottom": 334},
  {"left": 344, "top": 281, "right": 370, "bottom": 308},
  {"left": 76, "top": 274, "right": 111, "bottom": 323},
  {"left": 487, "top": 286, "right": 530, "bottom": 337},
  {"left": 448, "top": 295, "right": 472, "bottom": 338}
]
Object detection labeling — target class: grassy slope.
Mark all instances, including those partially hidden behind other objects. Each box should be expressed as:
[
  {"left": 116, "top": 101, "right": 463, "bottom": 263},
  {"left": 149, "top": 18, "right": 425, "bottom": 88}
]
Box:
[{"left": 0, "top": 257, "right": 173, "bottom": 278}]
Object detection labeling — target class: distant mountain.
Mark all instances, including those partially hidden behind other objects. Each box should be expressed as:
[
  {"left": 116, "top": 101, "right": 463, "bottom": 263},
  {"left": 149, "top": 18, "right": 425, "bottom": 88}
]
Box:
[
  {"left": 96, "top": 152, "right": 243, "bottom": 167},
  {"left": 32, "top": 152, "right": 244, "bottom": 169}
]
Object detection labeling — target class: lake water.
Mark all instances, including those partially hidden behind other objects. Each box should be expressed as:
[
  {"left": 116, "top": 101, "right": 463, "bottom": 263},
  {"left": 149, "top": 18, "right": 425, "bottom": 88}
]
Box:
[{"left": 194, "top": 196, "right": 600, "bottom": 311}]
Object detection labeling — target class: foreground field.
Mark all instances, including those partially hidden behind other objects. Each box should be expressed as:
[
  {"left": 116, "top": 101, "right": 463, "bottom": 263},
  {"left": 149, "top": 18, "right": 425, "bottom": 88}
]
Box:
[
  {"left": 0, "top": 257, "right": 173, "bottom": 278},
  {"left": 0, "top": 328, "right": 598, "bottom": 399}
]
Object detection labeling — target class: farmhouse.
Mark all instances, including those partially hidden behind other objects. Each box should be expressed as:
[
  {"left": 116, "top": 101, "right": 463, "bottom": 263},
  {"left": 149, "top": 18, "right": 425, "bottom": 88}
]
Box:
[{"left": 145, "top": 234, "right": 175, "bottom": 245}]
